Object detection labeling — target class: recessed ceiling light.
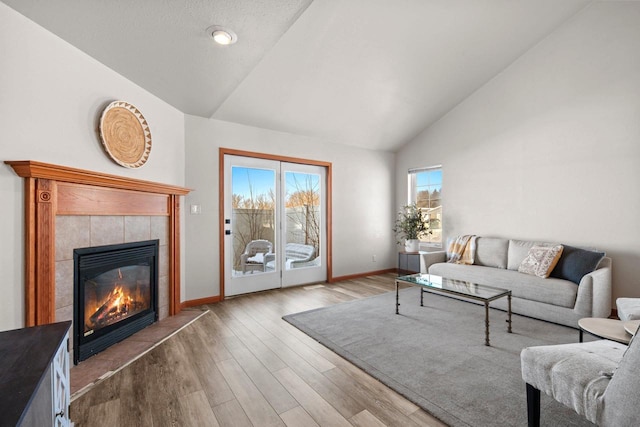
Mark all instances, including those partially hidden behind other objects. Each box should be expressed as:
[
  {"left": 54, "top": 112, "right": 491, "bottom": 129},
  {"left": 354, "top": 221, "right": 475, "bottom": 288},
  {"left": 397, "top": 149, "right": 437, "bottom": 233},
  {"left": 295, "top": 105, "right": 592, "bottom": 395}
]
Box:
[{"left": 207, "top": 26, "right": 237, "bottom": 45}]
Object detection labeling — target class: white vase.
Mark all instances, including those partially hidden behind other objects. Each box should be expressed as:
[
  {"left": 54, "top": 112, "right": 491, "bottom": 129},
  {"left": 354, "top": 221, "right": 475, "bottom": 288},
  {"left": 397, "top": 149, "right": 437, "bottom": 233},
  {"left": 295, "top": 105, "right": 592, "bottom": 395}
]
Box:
[{"left": 405, "top": 239, "right": 420, "bottom": 252}]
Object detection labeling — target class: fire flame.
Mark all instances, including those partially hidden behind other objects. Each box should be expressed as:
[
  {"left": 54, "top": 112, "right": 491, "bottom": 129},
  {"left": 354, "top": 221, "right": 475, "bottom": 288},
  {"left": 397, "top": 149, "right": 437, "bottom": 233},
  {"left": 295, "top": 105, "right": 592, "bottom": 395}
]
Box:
[{"left": 85, "top": 269, "right": 149, "bottom": 331}]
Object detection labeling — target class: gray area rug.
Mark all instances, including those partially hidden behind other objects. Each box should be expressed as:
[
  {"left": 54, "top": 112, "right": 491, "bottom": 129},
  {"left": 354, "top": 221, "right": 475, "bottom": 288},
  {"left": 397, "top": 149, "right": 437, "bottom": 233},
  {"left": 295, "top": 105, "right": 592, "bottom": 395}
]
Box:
[{"left": 283, "top": 287, "right": 595, "bottom": 427}]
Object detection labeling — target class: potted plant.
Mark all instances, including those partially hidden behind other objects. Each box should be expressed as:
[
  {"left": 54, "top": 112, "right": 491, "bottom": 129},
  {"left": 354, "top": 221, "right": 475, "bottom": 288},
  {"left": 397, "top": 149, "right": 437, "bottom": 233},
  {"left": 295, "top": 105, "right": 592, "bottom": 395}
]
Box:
[{"left": 393, "top": 203, "right": 431, "bottom": 252}]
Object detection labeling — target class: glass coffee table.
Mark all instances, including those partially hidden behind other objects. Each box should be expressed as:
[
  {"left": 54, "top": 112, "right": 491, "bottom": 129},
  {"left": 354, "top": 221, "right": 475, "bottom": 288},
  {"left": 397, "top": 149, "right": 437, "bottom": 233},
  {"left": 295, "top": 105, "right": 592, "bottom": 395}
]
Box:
[{"left": 395, "top": 273, "right": 512, "bottom": 346}]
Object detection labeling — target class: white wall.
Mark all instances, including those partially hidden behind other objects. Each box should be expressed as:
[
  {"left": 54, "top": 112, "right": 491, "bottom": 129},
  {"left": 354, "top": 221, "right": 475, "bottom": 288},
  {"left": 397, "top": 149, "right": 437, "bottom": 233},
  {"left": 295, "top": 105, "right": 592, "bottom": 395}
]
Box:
[
  {"left": 0, "top": 4, "right": 185, "bottom": 331},
  {"left": 184, "top": 116, "right": 396, "bottom": 300},
  {"left": 397, "top": 2, "right": 640, "bottom": 303}
]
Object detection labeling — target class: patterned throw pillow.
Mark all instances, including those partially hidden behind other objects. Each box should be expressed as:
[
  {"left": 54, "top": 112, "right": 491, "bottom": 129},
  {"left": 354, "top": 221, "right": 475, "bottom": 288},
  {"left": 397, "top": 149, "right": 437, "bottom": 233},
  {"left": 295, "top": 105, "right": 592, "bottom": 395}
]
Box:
[{"left": 518, "top": 245, "right": 564, "bottom": 278}]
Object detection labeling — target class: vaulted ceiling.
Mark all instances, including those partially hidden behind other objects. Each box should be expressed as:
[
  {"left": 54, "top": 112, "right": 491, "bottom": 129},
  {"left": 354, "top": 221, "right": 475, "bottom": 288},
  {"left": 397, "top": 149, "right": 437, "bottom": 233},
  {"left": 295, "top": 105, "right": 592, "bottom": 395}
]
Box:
[{"left": 3, "top": 0, "right": 593, "bottom": 151}]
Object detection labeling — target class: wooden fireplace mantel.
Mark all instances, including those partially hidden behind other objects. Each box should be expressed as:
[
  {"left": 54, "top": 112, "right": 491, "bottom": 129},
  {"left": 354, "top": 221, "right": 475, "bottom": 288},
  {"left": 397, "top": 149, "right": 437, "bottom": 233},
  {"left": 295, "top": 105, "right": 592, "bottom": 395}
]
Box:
[{"left": 5, "top": 160, "right": 191, "bottom": 326}]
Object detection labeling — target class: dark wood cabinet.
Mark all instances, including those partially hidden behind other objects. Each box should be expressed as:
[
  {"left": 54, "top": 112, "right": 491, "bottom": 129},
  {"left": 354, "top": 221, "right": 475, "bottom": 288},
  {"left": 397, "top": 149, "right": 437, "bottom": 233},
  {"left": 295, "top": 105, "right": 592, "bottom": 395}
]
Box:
[{"left": 0, "top": 321, "right": 71, "bottom": 426}]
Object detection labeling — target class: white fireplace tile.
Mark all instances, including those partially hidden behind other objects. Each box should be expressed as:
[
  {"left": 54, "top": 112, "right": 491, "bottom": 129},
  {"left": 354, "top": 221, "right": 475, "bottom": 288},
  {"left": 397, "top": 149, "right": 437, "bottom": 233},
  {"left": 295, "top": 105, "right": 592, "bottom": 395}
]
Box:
[
  {"left": 55, "top": 259, "right": 74, "bottom": 309},
  {"left": 90, "top": 216, "right": 125, "bottom": 246},
  {"left": 150, "top": 216, "right": 169, "bottom": 245},
  {"left": 124, "top": 216, "right": 151, "bottom": 242},
  {"left": 56, "top": 216, "right": 91, "bottom": 261}
]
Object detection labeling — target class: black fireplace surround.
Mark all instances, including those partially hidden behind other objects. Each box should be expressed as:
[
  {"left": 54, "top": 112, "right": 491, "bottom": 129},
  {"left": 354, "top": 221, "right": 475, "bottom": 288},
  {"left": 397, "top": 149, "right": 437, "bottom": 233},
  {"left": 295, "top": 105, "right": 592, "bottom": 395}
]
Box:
[{"left": 73, "top": 240, "right": 159, "bottom": 364}]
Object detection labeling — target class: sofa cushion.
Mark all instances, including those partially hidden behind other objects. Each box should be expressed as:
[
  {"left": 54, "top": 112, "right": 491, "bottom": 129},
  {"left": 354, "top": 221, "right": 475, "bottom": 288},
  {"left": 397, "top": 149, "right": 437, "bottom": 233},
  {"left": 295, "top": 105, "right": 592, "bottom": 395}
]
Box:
[
  {"left": 518, "top": 245, "right": 564, "bottom": 278},
  {"left": 550, "top": 245, "right": 605, "bottom": 285},
  {"left": 507, "top": 239, "right": 555, "bottom": 270},
  {"left": 429, "top": 263, "right": 578, "bottom": 308},
  {"left": 474, "top": 237, "right": 508, "bottom": 269}
]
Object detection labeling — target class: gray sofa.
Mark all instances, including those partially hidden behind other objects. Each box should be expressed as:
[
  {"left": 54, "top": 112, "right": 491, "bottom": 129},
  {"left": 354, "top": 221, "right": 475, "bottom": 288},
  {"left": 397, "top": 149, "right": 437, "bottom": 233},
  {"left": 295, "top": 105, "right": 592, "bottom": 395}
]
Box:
[{"left": 420, "top": 237, "right": 612, "bottom": 328}]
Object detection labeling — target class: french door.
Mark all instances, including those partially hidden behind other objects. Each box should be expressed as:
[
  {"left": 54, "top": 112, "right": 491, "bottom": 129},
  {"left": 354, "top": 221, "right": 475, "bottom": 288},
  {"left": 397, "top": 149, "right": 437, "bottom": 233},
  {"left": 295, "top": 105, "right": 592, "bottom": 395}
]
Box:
[{"left": 223, "top": 154, "right": 327, "bottom": 296}]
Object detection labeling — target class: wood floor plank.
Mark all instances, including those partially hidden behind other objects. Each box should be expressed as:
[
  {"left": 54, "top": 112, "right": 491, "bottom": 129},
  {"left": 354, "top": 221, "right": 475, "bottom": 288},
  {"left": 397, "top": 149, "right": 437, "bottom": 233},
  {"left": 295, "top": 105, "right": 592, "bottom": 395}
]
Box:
[
  {"left": 215, "top": 312, "right": 288, "bottom": 372},
  {"left": 274, "top": 367, "right": 352, "bottom": 427},
  {"left": 216, "top": 358, "right": 285, "bottom": 427},
  {"left": 212, "top": 399, "right": 253, "bottom": 427},
  {"left": 328, "top": 285, "right": 367, "bottom": 299},
  {"left": 177, "top": 320, "right": 236, "bottom": 407},
  {"left": 408, "top": 408, "right": 449, "bottom": 427},
  {"left": 223, "top": 338, "right": 299, "bottom": 415},
  {"left": 152, "top": 334, "right": 203, "bottom": 396},
  {"left": 332, "top": 358, "right": 421, "bottom": 416},
  {"left": 85, "top": 399, "right": 121, "bottom": 426},
  {"left": 323, "top": 366, "right": 421, "bottom": 427},
  {"left": 178, "top": 390, "right": 221, "bottom": 427},
  {"left": 246, "top": 316, "right": 336, "bottom": 373},
  {"left": 279, "top": 406, "right": 320, "bottom": 427},
  {"left": 115, "top": 360, "right": 155, "bottom": 427},
  {"left": 262, "top": 336, "right": 365, "bottom": 419},
  {"left": 349, "top": 409, "right": 388, "bottom": 427},
  {"left": 150, "top": 397, "right": 187, "bottom": 427}
]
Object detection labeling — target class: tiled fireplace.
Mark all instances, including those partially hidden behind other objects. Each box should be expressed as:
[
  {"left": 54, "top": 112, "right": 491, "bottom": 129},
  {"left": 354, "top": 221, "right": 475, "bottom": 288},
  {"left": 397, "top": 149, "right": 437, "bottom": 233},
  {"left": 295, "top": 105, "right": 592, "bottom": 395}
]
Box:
[
  {"left": 55, "top": 215, "right": 171, "bottom": 347},
  {"left": 5, "top": 161, "right": 190, "bottom": 362},
  {"left": 57, "top": 221, "right": 165, "bottom": 362}
]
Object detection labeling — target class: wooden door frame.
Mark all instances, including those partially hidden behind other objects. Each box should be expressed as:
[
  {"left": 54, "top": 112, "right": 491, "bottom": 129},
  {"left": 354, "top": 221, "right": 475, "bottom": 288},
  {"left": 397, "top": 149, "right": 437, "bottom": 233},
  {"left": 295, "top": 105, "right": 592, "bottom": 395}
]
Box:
[{"left": 218, "top": 148, "right": 332, "bottom": 300}]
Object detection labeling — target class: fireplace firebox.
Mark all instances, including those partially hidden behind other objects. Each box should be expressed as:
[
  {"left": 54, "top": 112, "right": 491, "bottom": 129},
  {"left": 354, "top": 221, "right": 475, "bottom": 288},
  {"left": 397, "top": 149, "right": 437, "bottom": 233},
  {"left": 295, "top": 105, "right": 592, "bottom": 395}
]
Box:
[{"left": 73, "top": 240, "right": 159, "bottom": 364}]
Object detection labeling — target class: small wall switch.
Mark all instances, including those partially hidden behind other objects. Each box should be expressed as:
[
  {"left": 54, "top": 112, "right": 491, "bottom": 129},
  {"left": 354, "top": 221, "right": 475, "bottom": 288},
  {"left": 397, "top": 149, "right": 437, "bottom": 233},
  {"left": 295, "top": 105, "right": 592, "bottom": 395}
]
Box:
[
  {"left": 190, "top": 204, "right": 201, "bottom": 214},
  {"left": 372, "top": 255, "right": 377, "bottom": 262}
]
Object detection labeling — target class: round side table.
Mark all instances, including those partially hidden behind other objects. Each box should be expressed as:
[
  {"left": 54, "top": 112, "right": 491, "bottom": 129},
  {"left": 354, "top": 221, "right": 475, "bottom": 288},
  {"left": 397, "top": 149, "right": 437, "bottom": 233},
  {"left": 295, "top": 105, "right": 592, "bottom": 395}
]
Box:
[
  {"left": 623, "top": 319, "right": 640, "bottom": 336},
  {"left": 578, "top": 318, "right": 633, "bottom": 344}
]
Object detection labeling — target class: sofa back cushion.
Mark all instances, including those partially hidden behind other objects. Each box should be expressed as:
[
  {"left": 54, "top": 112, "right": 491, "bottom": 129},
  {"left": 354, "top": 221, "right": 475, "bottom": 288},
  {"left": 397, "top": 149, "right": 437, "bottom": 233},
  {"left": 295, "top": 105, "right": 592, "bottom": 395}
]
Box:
[
  {"left": 474, "top": 237, "right": 509, "bottom": 269},
  {"left": 507, "top": 239, "right": 556, "bottom": 270}
]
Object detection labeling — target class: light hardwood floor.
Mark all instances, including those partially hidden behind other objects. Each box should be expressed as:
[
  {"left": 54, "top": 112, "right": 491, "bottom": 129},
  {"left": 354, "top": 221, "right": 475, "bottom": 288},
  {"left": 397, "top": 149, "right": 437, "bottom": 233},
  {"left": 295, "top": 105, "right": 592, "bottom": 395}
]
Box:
[{"left": 70, "top": 273, "right": 446, "bottom": 427}]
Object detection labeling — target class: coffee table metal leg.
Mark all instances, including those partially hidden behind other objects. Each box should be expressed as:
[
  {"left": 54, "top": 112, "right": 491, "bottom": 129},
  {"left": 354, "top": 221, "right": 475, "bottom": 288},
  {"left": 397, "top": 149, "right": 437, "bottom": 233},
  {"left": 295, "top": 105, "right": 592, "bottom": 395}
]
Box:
[
  {"left": 420, "top": 288, "right": 424, "bottom": 307},
  {"left": 395, "top": 280, "right": 399, "bottom": 314},
  {"left": 507, "top": 293, "right": 512, "bottom": 333},
  {"left": 485, "top": 302, "right": 490, "bottom": 346}
]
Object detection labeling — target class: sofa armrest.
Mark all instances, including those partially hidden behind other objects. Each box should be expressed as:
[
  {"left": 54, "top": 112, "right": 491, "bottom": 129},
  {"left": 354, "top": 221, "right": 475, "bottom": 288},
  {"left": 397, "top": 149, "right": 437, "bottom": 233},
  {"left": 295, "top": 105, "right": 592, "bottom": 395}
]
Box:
[
  {"left": 574, "top": 257, "right": 612, "bottom": 318},
  {"left": 420, "top": 251, "right": 447, "bottom": 273}
]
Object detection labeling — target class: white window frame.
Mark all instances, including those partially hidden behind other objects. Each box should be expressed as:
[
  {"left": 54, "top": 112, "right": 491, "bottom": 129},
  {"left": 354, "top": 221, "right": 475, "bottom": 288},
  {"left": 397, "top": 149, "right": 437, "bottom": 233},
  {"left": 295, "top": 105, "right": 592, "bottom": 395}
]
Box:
[{"left": 407, "top": 165, "right": 442, "bottom": 248}]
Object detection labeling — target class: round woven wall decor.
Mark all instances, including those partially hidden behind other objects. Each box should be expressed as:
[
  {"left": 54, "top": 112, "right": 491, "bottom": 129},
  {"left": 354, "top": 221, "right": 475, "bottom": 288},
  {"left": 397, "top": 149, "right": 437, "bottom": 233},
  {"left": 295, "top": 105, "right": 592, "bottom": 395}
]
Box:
[{"left": 99, "top": 101, "right": 152, "bottom": 168}]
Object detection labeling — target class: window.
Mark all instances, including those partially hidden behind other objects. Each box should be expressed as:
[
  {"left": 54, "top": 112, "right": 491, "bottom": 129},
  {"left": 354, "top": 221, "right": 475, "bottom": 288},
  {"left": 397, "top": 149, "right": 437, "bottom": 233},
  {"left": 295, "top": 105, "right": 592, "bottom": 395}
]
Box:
[{"left": 408, "top": 166, "right": 442, "bottom": 246}]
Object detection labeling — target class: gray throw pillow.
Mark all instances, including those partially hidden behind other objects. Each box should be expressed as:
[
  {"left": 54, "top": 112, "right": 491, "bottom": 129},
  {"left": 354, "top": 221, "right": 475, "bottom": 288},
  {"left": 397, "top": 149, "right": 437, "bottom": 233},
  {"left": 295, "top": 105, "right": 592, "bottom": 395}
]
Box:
[{"left": 550, "top": 245, "right": 605, "bottom": 285}]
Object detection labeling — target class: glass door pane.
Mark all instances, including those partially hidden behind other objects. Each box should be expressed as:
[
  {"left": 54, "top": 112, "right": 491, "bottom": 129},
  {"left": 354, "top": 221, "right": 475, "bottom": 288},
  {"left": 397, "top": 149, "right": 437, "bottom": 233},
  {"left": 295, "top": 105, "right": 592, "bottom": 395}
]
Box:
[
  {"left": 281, "top": 163, "right": 326, "bottom": 286},
  {"left": 224, "top": 156, "right": 280, "bottom": 296},
  {"left": 284, "top": 171, "right": 321, "bottom": 270},
  {"left": 231, "top": 166, "right": 276, "bottom": 276}
]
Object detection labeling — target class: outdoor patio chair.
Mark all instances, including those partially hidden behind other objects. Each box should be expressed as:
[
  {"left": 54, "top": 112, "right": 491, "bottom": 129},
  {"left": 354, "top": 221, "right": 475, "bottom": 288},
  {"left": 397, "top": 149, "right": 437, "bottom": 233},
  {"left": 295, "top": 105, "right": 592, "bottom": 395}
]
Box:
[
  {"left": 284, "top": 243, "right": 316, "bottom": 268},
  {"left": 240, "top": 239, "right": 273, "bottom": 273}
]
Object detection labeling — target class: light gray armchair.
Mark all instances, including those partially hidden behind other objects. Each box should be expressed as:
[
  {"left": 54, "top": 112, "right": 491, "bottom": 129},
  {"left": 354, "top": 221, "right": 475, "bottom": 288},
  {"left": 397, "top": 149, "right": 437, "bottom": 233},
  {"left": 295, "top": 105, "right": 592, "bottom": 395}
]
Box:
[{"left": 521, "top": 323, "right": 640, "bottom": 426}]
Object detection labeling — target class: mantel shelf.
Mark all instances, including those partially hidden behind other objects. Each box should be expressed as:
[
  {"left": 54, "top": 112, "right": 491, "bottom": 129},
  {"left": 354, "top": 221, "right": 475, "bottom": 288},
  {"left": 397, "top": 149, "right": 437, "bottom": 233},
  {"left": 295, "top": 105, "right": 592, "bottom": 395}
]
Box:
[{"left": 5, "top": 160, "right": 191, "bottom": 195}]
